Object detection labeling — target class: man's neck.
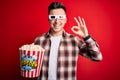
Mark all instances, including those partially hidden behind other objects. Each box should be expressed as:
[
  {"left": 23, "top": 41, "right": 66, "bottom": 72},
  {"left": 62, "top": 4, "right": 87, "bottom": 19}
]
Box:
[{"left": 50, "top": 30, "right": 63, "bottom": 37}]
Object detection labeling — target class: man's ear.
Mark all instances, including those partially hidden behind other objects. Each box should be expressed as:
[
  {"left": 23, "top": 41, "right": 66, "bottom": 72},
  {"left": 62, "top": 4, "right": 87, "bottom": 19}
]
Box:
[{"left": 65, "top": 18, "right": 67, "bottom": 23}]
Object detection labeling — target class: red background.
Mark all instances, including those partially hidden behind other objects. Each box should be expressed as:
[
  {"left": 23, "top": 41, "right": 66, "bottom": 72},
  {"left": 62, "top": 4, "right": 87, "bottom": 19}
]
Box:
[{"left": 0, "top": 0, "right": 120, "bottom": 80}]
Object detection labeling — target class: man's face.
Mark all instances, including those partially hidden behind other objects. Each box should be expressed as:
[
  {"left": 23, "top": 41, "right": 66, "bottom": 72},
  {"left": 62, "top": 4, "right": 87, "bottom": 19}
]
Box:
[{"left": 48, "top": 8, "right": 67, "bottom": 33}]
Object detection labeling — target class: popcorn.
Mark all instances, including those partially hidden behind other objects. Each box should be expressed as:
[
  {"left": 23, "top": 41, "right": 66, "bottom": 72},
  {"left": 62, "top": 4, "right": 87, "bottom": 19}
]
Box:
[{"left": 19, "top": 43, "right": 45, "bottom": 51}]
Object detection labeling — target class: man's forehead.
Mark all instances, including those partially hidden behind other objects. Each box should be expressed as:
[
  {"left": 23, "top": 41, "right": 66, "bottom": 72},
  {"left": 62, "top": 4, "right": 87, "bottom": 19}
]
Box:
[{"left": 49, "top": 8, "right": 66, "bottom": 15}]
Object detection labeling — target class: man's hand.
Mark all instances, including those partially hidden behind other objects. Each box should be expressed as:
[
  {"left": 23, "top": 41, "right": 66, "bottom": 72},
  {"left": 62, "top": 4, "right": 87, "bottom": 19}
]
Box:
[{"left": 71, "top": 16, "right": 89, "bottom": 38}]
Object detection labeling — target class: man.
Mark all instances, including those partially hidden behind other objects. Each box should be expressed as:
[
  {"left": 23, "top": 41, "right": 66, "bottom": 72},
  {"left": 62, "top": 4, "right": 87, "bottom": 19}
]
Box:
[{"left": 34, "top": 2, "right": 102, "bottom": 80}]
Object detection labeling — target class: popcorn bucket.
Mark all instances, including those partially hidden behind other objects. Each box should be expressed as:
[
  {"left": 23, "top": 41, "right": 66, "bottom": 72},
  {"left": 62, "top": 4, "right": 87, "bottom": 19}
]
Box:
[{"left": 19, "top": 44, "right": 45, "bottom": 78}]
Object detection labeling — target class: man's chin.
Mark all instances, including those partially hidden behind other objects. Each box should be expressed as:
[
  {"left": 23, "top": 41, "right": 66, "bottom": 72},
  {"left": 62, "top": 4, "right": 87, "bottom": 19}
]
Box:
[{"left": 53, "top": 29, "right": 62, "bottom": 33}]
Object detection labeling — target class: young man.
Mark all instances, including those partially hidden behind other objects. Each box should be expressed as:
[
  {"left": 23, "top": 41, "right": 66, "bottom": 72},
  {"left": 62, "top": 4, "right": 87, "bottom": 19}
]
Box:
[{"left": 34, "top": 2, "right": 102, "bottom": 80}]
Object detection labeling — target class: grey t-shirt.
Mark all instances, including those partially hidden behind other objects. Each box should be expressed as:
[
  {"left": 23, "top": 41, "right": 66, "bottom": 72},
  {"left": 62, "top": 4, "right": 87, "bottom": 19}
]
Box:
[{"left": 48, "top": 36, "right": 62, "bottom": 80}]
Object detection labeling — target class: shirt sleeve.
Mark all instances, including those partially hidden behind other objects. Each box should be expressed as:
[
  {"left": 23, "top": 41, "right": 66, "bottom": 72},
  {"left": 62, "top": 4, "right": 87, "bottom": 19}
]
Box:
[
  {"left": 34, "top": 37, "right": 40, "bottom": 45},
  {"left": 79, "top": 37, "right": 102, "bottom": 61}
]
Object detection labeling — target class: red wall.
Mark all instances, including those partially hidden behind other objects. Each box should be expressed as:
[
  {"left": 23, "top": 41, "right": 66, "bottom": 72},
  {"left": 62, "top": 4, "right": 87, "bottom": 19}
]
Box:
[{"left": 0, "top": 0, "right": 120, "bottom": 80}]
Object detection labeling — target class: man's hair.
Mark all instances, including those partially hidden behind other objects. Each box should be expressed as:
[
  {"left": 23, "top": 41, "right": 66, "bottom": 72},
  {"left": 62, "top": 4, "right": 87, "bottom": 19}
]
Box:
[{"left": 48, "top": 2, "right": 66, "bottom": 14}]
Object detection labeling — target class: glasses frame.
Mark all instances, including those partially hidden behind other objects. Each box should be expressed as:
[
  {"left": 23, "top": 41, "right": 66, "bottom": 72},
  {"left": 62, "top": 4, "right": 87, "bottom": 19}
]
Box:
[{"left": 49, "top": 15, "right": 66, "bottom": 20}]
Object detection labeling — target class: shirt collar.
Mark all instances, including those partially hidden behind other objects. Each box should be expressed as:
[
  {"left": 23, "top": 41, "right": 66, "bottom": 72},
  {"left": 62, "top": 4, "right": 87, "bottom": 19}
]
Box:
[{"left": 45, "top": 29, "right": 67, "bottom": 38}]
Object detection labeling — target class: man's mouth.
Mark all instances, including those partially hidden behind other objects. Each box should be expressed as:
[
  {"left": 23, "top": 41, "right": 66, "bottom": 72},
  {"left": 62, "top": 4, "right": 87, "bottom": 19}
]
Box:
[{"left": 54, "top": 24, "right": 61, "bottom": 28}]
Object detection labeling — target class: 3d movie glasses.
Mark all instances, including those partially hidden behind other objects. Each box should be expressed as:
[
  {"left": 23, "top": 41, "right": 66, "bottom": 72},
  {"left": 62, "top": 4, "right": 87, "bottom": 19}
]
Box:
[{"left": 49, "top": 15, "right": 66, "bottom": 20}]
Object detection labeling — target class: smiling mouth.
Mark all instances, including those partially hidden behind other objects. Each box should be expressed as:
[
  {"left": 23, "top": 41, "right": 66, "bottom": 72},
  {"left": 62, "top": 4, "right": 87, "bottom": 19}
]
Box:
[
  {"left": 54, "top": 26, "right": 59, "bottom": 29},
  {"left": 54, "top": 24, "right": 60, "bottom": 28}
]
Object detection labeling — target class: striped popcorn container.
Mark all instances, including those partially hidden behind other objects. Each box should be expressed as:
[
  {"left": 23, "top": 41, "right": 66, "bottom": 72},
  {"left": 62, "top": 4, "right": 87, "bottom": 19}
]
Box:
[{"left": 19, "top": 44, "right": 45, "bottom": 78}]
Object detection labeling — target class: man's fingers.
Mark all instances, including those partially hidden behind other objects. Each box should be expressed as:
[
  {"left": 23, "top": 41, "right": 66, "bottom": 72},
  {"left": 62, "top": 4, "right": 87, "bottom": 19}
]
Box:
[
  {"left": 74, "top": 16, "right": 85, "bottom": 26},
  {"left": 74, "top": 17, "right": 80, "bottom": 26},
  {"left": 71, "top": 26, "right": 79, "bottom": 34},
  {"left": 78, "top": 16, "right": 83, "bottom": 25},
  {"left": 81, "top": 18, "right": 86, "bottom": 26}
]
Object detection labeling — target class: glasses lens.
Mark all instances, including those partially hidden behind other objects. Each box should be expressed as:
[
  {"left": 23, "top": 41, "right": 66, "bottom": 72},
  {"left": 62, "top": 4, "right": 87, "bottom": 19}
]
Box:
[
  {"left": 59, "top": 16, "right": 63, "bottom": 18},
  {"left": 49, "top": 15, "right": 56, "bottom": 20},
  {"left": 51, "top": 16, "right": 55, "bottom": 19},
  {"left": 58, "top": 15, "right": 66, "bottom": 19}
]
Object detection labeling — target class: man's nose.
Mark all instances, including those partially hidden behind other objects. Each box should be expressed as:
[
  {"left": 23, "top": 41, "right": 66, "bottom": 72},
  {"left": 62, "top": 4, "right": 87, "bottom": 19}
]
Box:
[{"left": 54, "top": 18, "right": 59, "bottom": 22}]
